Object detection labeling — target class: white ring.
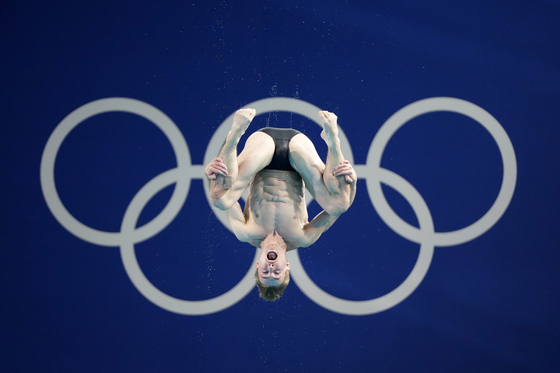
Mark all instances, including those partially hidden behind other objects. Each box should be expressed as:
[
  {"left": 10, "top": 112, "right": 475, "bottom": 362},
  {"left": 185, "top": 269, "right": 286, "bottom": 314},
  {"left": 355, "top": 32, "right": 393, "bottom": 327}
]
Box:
[
  {"left": 289, "top": 168, "right": 434, "bottom": 315},
  {"left": 202, "top": 97, "right": 354, "bottom": 232},
  {"left": 40, "top": 97, "right": 193, "bottom": 246},
  {"left": 119, "top": 168, "right": 259, "bottom": 315},
  {"left": 366, "top": 97, "right": 517, "bottom": 247}
]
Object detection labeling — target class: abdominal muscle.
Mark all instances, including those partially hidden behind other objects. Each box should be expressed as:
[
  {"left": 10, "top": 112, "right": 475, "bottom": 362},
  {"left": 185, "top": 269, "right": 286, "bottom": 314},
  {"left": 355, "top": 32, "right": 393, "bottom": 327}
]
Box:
[{"left": 245, "top": 169, "right": 309, "bottom": 248}]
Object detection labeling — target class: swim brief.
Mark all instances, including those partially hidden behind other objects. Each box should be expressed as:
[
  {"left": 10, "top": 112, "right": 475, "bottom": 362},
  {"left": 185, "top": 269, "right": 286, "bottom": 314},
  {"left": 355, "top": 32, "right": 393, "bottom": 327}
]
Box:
[{"left": 257, "top": 127, "right": 302, "bottom": 172}]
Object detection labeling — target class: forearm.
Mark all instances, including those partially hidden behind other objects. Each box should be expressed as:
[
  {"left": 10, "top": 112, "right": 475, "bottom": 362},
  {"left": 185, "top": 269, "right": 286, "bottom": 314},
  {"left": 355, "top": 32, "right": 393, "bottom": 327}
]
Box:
[
  {"left": 325, "top": 181, "right": 355, "bottom": 216},
  {"left": 306, "top": 210, "right": 339, "bottom": 230},
  {"left": 208, "top": 175, "right": 238, "bottom": 210},
  {"left": 323, "top": 147, "right": 357, "bottom": 215},
  {"left": 210, "top": 175, "right": 233, "bottom": 199},
  {"left": 300, "top": 210, "right": 340, "bottom": 247}
]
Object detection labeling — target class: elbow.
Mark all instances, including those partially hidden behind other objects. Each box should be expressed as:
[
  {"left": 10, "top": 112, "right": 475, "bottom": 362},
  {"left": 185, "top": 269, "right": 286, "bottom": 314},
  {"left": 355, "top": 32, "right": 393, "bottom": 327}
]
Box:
[
  {"left": 326, "top": 200, "right": 350, "bottom": 217},
  {"left": 211, "top": 196, "right": 234, "bottom": 211}
]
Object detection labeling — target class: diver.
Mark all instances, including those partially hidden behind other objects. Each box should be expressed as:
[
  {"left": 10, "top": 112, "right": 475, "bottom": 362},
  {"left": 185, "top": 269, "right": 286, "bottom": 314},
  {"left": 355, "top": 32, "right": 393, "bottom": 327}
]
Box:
[{"left": 205, "top": 108, "right": 356, "bottom": 301}]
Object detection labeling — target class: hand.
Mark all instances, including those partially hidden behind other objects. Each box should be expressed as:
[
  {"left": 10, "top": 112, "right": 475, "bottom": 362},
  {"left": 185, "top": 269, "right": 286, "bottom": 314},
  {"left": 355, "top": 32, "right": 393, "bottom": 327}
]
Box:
[
  {"left": 333, "top": 160, "right": 356, "bottom": 183},
  {"left": 205, "top": 158, "right": 228, "bottom": 180}
]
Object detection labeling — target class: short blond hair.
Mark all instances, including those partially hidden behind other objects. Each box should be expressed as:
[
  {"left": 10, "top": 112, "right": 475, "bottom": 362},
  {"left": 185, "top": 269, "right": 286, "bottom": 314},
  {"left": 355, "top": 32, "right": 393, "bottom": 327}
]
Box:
[{"left": 254, "top": 268, "right": 290, "bottom": 301}]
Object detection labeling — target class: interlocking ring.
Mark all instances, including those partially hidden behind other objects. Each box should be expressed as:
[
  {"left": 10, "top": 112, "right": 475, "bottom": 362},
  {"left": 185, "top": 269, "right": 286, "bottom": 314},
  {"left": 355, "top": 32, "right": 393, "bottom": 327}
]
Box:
[{"left": 41, "top": 96, "right": 517, "bottom": 315}]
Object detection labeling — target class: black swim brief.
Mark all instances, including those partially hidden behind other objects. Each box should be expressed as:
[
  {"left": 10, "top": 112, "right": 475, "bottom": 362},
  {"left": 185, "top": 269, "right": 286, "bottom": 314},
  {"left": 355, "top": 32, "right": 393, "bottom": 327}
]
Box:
[{"left": 258, "top": 127, "right": 302, "bottom": 172}]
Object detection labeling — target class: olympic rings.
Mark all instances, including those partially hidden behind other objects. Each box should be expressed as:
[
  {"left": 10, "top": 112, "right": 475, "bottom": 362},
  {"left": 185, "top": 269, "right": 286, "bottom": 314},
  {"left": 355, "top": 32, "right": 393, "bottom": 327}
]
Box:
[
  {"left": 40, "top": 96, "right": 517, "bottom": 316},
  {"left": 365, "top": 97, "right": 517, "bottom": 247}
]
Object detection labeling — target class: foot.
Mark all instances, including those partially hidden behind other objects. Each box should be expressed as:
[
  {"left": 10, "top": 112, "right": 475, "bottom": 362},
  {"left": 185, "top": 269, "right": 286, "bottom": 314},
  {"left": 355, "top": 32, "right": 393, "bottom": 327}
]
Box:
[
  {"left": 318, "top": 111, "right": 339, "bottom": 147},
  {"left": 230, "top": 108, "right": 256, "bottom": 139}
]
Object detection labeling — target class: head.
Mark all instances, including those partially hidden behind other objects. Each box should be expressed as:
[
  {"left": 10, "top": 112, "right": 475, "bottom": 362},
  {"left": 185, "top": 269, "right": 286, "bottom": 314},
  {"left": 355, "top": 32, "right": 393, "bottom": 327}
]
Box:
[{"left": 254, "top": 232, "right": 291, "bottom": 301}]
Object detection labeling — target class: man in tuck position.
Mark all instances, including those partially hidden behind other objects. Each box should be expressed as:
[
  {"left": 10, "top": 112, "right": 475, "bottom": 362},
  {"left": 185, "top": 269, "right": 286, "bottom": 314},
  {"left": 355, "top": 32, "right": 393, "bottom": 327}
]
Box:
[{"left": 205, "top": 108, "right": 356, "bottom": 301}]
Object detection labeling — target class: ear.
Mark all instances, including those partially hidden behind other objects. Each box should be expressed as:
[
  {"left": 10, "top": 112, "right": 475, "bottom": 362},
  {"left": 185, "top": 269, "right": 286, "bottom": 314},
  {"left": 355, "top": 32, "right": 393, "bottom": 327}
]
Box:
[
  {"left": 255, "top": 261, "right": 259, "bottom": 268},
  {"left": 286, "top": 263, "right": 290, "bottom": 270}
]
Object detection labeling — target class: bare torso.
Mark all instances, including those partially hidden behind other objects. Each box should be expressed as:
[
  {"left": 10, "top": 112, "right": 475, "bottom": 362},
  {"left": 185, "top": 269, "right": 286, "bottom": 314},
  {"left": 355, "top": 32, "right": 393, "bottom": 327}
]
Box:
[{"left": 243, "top": 169, "right": 309, "bottom": 249}]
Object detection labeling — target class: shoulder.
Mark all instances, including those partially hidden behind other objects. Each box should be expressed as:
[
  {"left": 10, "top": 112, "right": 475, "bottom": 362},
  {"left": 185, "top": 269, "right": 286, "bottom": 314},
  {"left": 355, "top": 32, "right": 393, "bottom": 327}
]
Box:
[{"left": 231, "top": 219, "right": 266, "bottom": 246}]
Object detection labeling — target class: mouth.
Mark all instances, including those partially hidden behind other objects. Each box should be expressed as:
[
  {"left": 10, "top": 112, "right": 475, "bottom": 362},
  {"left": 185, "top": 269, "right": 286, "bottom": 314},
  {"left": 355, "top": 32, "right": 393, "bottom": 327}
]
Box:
[{"left": 267, "top": 251, "right": 278, "bottom": 261}]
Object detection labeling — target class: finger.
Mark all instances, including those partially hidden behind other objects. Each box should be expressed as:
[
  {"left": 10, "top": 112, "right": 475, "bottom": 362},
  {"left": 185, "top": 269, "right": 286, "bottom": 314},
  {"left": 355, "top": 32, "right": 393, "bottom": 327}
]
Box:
[
  {"left": 333, "top": 165, "right": 352, "bottom": 175},
  {"left": 334, "top": 171, "right": 351, "bottom": 177},
  {"left": 345, "top": 175, "right": 353, "bottom": 183},
  {"left": 208, "top": 165, "right": 227, "bottom": 175},
  {"left": 333, "top": 168, "right": 344, "bottom": 176},
  {"left": 211, "top": 161, "right": 228, "bottom": 172},
  {"left": 216, "top": 164, "right": 228, "bottom": 172},
  {"left": 213, "top": 168, "right": 228, "bottom": 176}
]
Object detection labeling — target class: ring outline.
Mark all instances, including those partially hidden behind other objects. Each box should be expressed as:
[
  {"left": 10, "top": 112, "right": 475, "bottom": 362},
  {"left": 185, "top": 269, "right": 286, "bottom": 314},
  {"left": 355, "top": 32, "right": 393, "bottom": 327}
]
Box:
[
  {"left": 39, "top": 97, "right": 192, "bottom": 246},
  {"left": 366, "top": 97, "right": 517, "bottom": 247},
  {"left": 39, "top": 97, "right": 258, "bottom": 315}
]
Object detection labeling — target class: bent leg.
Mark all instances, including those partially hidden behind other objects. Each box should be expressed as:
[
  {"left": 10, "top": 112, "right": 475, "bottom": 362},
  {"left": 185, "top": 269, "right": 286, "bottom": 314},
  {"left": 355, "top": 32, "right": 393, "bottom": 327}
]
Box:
[
  {"left": 211, "top": 131, "right": 274, "bottom": 210},
  {"left": 210, "top": 108, "right": 274, "bottom": 210},
  {"left": 216, "top": 108, "right": 256, "bottom": 183},
  {"left": 289, "top": 131, "right": 354, "bottom": 216},
  {"left": 288, "top": 134, "right": 326, "bottom": 200},
  {"left": 236, "top": 132, "right": 275, "bottom": 187}
]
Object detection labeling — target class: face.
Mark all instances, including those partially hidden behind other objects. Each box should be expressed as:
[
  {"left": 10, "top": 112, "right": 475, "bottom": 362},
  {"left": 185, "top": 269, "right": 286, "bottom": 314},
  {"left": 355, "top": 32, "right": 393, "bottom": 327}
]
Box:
[{"left": 256, "top": 244, "right": 290, "bottom": 286}]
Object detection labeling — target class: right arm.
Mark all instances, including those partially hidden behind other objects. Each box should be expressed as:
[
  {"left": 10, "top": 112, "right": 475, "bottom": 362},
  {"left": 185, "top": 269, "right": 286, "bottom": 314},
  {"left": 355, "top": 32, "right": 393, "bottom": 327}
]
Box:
[{"left": 223, "top": 202, "right": 263, "bottom": 247}]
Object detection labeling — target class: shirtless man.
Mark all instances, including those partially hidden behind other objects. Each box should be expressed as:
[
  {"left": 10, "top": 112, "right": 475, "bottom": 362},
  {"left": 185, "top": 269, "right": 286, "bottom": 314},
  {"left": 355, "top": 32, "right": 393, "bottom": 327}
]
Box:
[{"left": 205, "top": 108, "right": 356, "bottom": 301}]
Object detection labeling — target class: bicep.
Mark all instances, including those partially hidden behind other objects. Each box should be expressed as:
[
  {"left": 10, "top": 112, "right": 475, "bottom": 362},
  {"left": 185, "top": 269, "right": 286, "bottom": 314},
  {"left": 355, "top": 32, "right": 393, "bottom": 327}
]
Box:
[{"left": 224, "top": 203, "right": 250, "bottom": 242}]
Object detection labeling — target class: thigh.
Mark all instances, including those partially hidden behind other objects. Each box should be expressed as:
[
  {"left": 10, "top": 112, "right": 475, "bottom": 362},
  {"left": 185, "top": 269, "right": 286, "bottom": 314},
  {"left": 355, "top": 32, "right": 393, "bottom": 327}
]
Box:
[
  {"left": 236, "top": 131, "right": 275, "bottom": 185},
  {"left": 288, "top": 133, "right": 327, "bottom": 199}
]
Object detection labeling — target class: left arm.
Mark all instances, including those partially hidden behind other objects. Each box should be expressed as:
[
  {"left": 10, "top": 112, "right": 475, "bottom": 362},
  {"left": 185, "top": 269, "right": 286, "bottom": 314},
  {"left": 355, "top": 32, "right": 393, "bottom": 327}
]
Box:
[
  {"left": 329, "top": 160, "right": 357, "bottom": 215},
  {"left": 298, "top": 210, "right": 340, "bottom": 248}
]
